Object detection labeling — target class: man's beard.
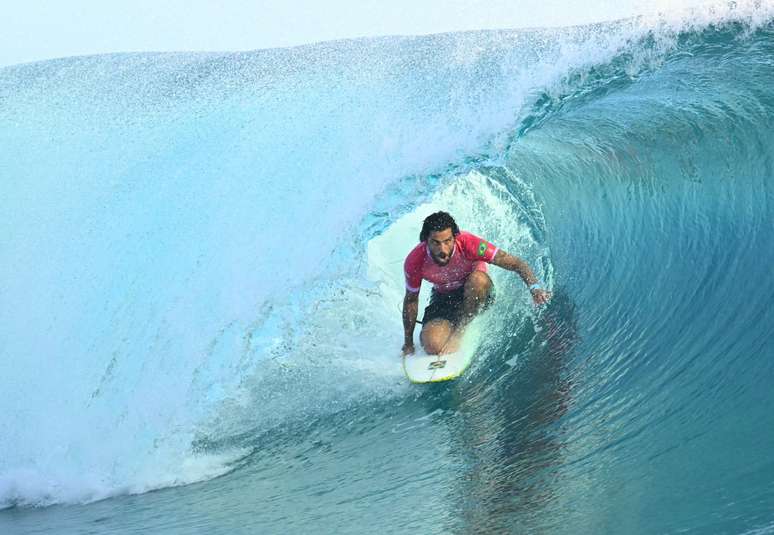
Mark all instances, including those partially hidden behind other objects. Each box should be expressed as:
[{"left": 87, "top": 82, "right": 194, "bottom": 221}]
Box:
[{"left": 431, "top": 252, "right": 450, "bottom": 266}]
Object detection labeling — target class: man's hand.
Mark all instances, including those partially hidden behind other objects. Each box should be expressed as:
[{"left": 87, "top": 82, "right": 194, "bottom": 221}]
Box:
[
  {"left": 402, "top": 290, "right": 419, "bottom": 357},
  {"left": 492, "top": 250, "right": 551, "bottom": 307},
  {"left": 531, "top": 288, "right": 551, "bottom": 306}
]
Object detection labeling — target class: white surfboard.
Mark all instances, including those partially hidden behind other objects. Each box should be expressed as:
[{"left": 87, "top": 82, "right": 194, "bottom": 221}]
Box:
[
  {"left": 402, "top": 323, "right": 482, "bottom": 383},
  {"left": 402, "top": 348, "right": 476, "bottom": 383}
]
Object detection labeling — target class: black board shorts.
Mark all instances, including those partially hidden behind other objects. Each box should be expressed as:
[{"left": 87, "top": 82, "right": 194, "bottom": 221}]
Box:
[{"left": 422, "top": 284, "right": 495, "bottom": 326}]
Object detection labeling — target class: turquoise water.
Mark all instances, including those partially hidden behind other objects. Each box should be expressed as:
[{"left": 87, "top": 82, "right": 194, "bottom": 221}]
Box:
[{"left": 2, "top": 7, "right": 774, "bottom": 534}]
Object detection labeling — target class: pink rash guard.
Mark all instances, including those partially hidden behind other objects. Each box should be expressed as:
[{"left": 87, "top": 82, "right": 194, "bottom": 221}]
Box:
[{"left": 404, "top": 231, "right": 498, "bottom": 294}]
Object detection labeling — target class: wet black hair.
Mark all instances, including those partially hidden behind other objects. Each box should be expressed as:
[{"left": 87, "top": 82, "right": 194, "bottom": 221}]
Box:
[{"left": 419, "top": 211, "right": 460, "bottom": 242}]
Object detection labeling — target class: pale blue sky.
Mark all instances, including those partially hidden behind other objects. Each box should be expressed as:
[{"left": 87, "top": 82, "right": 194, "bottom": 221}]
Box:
[{"left": 2, "top": 0, "right": 691, "bottom": 68}]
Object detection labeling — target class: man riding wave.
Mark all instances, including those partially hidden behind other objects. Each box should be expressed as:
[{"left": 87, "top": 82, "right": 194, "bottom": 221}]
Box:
[{"left": 402, "top": 211, "right": 551, "bottom": 356}]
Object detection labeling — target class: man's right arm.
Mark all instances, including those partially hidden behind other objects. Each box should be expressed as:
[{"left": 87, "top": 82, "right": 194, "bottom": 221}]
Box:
[{"left": 402, "top": 290, "right": 419, "bottom": 355}]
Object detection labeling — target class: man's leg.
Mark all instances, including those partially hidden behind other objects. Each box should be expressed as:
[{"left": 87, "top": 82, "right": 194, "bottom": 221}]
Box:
[
  {"left": 420, "top": 319, "right": 463, "bottom": 355},
  {"left": 420, "top": 273, "right": 492, "bottom": 355},
  {"left": 460, "top": 271, "right": 493, "bottom": 327}
]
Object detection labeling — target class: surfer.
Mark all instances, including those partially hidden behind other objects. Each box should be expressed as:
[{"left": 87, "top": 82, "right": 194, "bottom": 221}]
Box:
[{"left": 402, "top": 211, "right": 551, "bottom": 356}]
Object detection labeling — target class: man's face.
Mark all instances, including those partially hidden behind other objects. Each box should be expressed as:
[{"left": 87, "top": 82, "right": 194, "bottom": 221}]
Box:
[{"left": 427, "top": 228, "right": 455, "bottom": 266}]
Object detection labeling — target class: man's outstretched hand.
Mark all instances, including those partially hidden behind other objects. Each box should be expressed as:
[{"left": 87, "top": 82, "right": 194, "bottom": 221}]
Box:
[
  {"left": 531, "top": 288, "right": 552, "bottom": 306},
  {"left": 401, "top": 343, "right": 415, "bottom": 356}
]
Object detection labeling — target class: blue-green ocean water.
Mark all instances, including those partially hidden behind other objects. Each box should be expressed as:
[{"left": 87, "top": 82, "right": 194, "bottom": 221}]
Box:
[{"left": 2, "top": 9, "right": 774, "bottom": 535}]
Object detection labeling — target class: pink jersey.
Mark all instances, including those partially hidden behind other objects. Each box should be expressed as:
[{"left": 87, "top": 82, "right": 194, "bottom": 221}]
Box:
[{"left": 404, "top": 231, "right": 498, "bottom": 294}]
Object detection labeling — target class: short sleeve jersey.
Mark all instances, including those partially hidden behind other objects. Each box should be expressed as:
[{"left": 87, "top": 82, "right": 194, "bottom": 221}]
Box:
[{"left": 404, "top": 231, "right": 498, "bottom": 294}]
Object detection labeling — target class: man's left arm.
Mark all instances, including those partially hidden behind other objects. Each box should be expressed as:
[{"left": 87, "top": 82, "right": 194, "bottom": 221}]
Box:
[{"left": 491, "top": 250, "right": 551, "bottom": 305}]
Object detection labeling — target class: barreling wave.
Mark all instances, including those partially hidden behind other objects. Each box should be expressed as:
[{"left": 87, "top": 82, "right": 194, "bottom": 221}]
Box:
[{"left": 1, "top": 4, "right": 773, "bottom": 533}]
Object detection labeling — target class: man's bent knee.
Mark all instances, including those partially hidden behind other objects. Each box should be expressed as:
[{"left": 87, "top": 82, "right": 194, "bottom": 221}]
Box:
[
  {"left": 465, "top": 271, "right": 492, "bottom": 295},
  {"left": 421, "top": 320, "right": 453, "bottom": 355}
]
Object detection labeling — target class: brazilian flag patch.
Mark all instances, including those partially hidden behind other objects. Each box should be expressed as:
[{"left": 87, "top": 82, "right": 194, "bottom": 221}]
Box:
[{"left": 477, "top": 241, "right": 487, "bottom": 257}]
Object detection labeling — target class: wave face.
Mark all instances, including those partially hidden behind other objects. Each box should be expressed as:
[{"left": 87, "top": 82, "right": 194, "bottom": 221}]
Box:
[{"left": 2, "top": 5, "right": 774, "bottom": 534}]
